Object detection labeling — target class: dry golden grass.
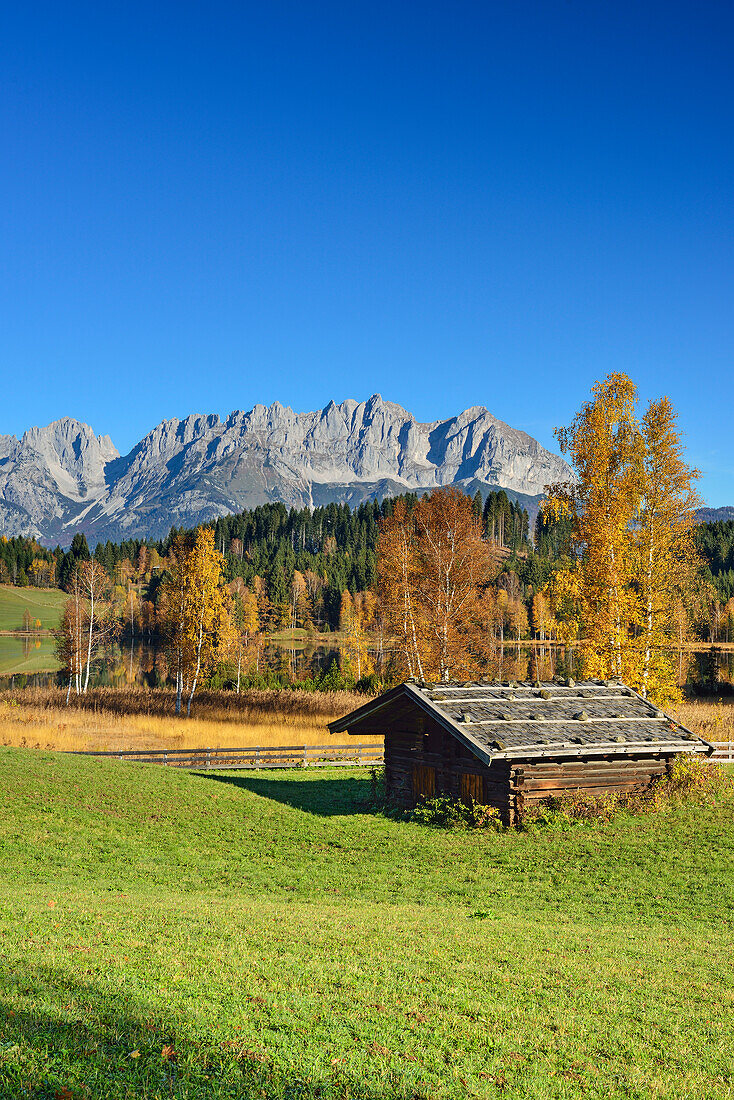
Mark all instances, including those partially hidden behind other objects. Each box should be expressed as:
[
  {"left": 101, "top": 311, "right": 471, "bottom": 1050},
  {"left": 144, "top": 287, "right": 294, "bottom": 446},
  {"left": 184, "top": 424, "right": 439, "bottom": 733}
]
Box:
[
  {"left": 671, "top": 697, "right": 734, "bottom": 746},
  {"left": 0, "top": 687, "right": 379, "bottom": 753},
  {"left": 1, "top": 686, "right": 730, "bottom": 755}
]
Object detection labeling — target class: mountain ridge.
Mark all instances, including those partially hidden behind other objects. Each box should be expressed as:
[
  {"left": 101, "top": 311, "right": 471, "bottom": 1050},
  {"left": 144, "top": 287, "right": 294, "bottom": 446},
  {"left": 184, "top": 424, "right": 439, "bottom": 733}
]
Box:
[{"left": 0, "top": 395, "right": 572, "bottom": 547}]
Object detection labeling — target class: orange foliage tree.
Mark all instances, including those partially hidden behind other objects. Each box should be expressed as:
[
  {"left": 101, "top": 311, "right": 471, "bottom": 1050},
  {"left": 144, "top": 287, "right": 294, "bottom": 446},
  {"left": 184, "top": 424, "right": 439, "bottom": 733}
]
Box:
[
  {"left": 378, "top": 488, "right": 497, "bottom": 682},
  {"left": 159, "top": 528, "right": 233, "bottom": 715},
  {"left": 544, "top": 374, "right": 702, "bottom": 701}
]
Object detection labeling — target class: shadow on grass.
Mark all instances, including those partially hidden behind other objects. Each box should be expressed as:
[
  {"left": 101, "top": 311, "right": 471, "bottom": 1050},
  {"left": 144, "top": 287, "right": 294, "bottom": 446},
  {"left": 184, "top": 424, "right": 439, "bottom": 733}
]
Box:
[
  {"left": 0, "top": 958, "right": 397, "bottom": 1100},
  {"left": 194, "top": 772, "right": 378, "bottom": 816}
]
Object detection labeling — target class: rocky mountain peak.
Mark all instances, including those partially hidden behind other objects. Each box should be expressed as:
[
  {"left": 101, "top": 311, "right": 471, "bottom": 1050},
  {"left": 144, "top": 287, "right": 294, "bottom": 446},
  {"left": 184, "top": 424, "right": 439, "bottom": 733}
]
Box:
[{"left": 0, "top": 397, "right": 572, "bottom": 546}]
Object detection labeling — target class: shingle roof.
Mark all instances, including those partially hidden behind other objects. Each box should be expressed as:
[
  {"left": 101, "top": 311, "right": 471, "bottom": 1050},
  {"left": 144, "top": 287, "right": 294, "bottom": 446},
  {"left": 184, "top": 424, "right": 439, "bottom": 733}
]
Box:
[{"left": 329, "top": 679, "right": 713, "bottom": 765}]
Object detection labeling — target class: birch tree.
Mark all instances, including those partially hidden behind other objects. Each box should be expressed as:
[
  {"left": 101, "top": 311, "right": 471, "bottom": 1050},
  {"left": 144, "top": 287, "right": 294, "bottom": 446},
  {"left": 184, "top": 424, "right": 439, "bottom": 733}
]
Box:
[
  {"left": 545, "top": 374, "right": 702, "bottom": 702},
  {"left": 377, "top": 499, "right": 424, "bottom": 680},
  {"left": 546, "top": 373, "right": 641, "bottom": 682},
  {"left": 632, "top": 397, "right": 702, "bottom": 700},
  {"left": 377, "top": 489, "right": 496, "bottom": 682},
  {"left": 159, "top": 528, "right": 233, "bottom": 715}
]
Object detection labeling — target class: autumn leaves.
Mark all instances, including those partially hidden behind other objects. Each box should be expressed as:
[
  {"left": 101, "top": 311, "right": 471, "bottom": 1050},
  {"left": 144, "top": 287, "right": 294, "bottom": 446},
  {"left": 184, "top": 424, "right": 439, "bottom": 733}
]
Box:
[
  {"left": 544, "top": 373, "right": 702, "bottom": 702},
  {"left": 158, "top": 528, "right": 235, "bottom": 716},
  {"left": 376, "top": 373, "right": 702, "bottom": 703},
  {"left": 377, "top": 489, "right": 499, "bottom": 683}
]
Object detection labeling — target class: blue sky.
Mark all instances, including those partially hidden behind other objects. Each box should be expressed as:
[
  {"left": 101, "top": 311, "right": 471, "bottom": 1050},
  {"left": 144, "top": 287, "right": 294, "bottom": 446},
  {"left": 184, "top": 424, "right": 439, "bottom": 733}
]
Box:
[{"left": 1, "top": 1, "right": 732, "bottom": 502}]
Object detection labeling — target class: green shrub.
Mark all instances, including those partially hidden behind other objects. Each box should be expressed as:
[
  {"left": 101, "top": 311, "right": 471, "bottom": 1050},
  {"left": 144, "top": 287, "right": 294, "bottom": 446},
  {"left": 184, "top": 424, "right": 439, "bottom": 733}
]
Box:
[
  {"left": 522, "top": 790, "right": 621, "bottom": 830},
  {"left": 649, "top": 752, "right": 729, "bottom": 808},
  {"left": 522, "top": 753, "right": 732, "bottom": 830},
  {"left": 409, "top": 795, "right": 503, "bottom": 830}
]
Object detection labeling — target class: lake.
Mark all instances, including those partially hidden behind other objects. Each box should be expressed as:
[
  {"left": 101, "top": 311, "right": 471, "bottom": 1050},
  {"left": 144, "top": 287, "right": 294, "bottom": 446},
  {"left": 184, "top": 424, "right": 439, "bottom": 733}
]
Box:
[{"left": 1, "top": 634, "right": 733, "bottom": 694}]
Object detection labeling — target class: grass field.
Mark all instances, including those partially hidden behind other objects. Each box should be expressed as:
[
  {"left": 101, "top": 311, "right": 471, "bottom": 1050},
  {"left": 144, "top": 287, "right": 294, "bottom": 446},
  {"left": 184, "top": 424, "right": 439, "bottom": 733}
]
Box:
[
  {"left": 0, "top": 686, "right": 731, "bottom": 755},
  {"left": 0, "top": 584, "right": 67, "bottom": 633},
  {"left": 0, "top": 749, "right": 732, "bottom": 1099},
  {"left": 0, "top": 687, "right": 379, "bottom": 751}
]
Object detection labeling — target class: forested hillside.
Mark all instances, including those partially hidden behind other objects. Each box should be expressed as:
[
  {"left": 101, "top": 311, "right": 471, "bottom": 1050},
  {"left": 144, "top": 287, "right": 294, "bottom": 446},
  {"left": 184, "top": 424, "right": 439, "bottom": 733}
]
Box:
[
  {"left": 696, "top": 520, "right": 734, "bottom": 602},
  {"left": 1, "top": 493, "right": 732, "bottom": 642}
]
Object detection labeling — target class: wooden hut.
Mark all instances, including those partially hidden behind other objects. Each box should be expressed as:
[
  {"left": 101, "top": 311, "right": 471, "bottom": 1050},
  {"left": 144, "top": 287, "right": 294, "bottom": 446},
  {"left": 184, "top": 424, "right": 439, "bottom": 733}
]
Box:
[{"left": 329, "top": 679, "right": 713, "bottom": 824}]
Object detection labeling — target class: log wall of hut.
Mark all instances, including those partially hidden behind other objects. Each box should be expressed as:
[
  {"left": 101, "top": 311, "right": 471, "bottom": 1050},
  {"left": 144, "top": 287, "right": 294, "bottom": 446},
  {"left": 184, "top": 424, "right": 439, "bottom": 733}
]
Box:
[
  {"left": 512, "top": 756, "right": 672, "bottom": 815},
  {"left": 355, "top": 701, "right": 515, "bottom": 821},
  {"left": 353, "top": 698, "right": 675, "bottom": 824}
]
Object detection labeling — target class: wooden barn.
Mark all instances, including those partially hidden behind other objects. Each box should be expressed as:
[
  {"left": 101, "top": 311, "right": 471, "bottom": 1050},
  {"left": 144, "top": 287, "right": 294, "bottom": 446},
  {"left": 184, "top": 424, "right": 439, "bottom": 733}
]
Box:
[{"left": 329, "top": 679, "right": 713, "bottom": 824}]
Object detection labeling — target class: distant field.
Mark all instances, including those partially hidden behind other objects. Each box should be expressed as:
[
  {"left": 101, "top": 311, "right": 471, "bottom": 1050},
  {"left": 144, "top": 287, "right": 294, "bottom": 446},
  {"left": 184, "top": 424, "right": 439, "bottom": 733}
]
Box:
[
  {"left": 0, "top": 635, "right": 59, "bottom": 676},
  {"left": 0, "top": 686, "right": 379, "bottom": 752},
  {"left": 0, "top": 584, "right": 66, "bottom": 633},
  {"left": 0, "top": 750, "right": 731, "bottom": 1099},
  {"left": 0, "top": 684, "right": 730, "bottom": 754}
]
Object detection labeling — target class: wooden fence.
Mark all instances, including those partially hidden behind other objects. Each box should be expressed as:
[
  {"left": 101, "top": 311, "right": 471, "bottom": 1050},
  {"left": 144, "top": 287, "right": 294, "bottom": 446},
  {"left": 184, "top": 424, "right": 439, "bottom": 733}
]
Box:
[
  {"left": 71, "top": 742, "right": 731, "bottom": 770},
  {"left": 72, "top": 743, "right": 384, "bottom": 771}
]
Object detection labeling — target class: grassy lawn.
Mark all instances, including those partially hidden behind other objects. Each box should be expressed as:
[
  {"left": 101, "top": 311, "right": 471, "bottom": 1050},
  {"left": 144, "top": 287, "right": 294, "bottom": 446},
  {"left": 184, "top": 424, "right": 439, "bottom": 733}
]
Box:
[
  {"left": 0, "top": 752, "right": 732, "bottom": 1099},
  {"left": 0, "top": 635, "right": 59, "bottom": 676},
  {"left": 0, "top": 585, "right": 67, "bottom": 633}
]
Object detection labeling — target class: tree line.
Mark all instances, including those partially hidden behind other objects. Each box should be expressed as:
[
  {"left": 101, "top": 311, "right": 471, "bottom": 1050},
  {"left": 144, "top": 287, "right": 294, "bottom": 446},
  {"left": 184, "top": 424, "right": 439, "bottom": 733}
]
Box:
[{"left": 0, "top": 373, "right": 728, "bottom": 706}]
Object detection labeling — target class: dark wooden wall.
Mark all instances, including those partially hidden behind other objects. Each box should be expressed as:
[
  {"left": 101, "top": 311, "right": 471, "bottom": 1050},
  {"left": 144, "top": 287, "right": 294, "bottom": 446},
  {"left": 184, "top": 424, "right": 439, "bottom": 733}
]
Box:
[
  {"left": 512, "top": 756, "right": 670, "bottom": 816},
  {"left": 355, "top": 702, "right": 515, "bottom": 821},
  {"left": 350, "top": 699, "right": 673, "bottom": 825}
]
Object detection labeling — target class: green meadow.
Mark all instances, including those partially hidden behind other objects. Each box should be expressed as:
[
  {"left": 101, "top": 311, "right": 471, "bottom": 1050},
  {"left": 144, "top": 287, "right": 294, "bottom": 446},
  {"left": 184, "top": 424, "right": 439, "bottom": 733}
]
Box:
[
  {"left": 0, "top": 750, "right": 732, "bottom": 1099},
  {"left": 0, "top": 584, "right": 66, "bottom": 633},
  {"left": 0, "top": 635, "right": 59, "bottom": 675}
]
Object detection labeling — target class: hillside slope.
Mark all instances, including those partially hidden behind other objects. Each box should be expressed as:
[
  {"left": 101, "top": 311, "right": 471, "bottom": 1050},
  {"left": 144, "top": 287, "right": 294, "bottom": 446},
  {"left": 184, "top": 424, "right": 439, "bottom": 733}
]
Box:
[{"left": 0, "top": 748, "right": 731, "bottom": 1098}]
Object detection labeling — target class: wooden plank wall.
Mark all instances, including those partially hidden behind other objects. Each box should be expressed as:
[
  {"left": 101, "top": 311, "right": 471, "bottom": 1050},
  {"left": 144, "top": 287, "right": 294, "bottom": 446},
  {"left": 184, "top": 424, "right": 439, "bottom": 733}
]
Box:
[
  {"left": 363, "top": 708, "right": 515, "bottom": 822},
  {"left": 353, "top": 701, "right": 673, "bottom": 825},
  {"left": 511, "top": 757, "right": 670, "bottom": 816}
]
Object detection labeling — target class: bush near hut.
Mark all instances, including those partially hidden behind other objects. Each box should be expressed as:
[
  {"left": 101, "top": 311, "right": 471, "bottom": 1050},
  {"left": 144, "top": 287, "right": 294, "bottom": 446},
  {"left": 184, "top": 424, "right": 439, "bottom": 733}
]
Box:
[
  {"left": 404, "top": 755, "right": 731, "bottom": 831},
  {"left": 522, "top": 754, "right": 730, "bottom": 829},
  {"left": 409, "top": 795, "right": 504, "bottom": 830}
]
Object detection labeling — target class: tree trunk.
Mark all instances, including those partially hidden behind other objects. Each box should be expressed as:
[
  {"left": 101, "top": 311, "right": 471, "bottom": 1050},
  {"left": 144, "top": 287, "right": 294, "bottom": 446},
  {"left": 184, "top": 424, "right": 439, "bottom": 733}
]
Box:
[
  {"left": 175, "top": 650, "right": 183, "bottom": 716},
  {"left": 83, "top": 590, "right": 95, "bottom": 694},
  {"left": 187, "top": 616, "right": 205, "bottom": 717}
]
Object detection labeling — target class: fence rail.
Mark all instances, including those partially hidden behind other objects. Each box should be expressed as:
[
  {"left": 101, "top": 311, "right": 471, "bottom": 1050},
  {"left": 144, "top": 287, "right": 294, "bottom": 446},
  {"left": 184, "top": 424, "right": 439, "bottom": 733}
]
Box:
[
  {"left": 70, "top": 743, "right": 384, "bottom": 771},
  {"left": 70, "top": 742, "right": 732, "bottom": 769}
]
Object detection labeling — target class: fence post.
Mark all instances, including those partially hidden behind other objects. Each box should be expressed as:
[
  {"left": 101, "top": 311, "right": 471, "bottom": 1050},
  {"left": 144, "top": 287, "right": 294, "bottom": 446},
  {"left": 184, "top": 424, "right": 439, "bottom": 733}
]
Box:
[
  {"left": 164, "top": 751, "right": 168, "bottom": 767},
  {"left": 357, "top": 744, "right": 362, "bottom": 766},
  {"left": 206, "top": 748, "right": 211, "bottom": 770},
  {"left": 256, "top": 746, "right": 261, "bottom": 768},
  {"left": 303, "top": 745, "right": 308, "bottom": 768}
]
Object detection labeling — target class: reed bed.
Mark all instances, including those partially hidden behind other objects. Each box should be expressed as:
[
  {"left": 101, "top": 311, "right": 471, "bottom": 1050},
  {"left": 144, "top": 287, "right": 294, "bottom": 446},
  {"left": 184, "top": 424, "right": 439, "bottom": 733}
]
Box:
[
  {"left": 0, "top": 686, "right": 730, "bottom": 755},
  {"left": 671, "top": 697, "right": 734, "bottom": 745},
  {"left": 0, "top": 686, "right": 379, "bottom": 753}
]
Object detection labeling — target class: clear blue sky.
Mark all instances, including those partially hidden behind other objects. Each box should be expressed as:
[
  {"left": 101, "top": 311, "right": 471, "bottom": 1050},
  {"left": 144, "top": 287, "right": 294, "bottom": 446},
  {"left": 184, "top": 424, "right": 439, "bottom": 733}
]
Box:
[{"left": 1, "top": 2, "right": 732, "bottom": 502}]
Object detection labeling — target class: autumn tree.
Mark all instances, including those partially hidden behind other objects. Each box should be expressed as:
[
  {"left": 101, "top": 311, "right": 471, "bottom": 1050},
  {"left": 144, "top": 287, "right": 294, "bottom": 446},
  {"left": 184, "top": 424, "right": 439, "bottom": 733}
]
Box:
[
  {"left": 340, "top": 590, "right": 372, "bottom": 681},
  {"left": 159, "top": 528, "right": 233, "bottom": 715},
  {"left": 545, "top": 373, "right": 702, "bottom": 701},
  {"left": 55, "top": 563, "right": 85, "bottom": 704},
  {"left": 545, "top": 373, "right": 641, "bottom": 681},
  {"left": 632, "top": 397, "right": 703, "bottom": 700},
  {"left": 229, "top": 578, "right": 260, "bottom": 692},
  {"left": 54, "top": 559, "right": 114, "bottom": 699},
  {"left": 378, "top": 488, "right": 497, "bottom": 682},
  {"left": 77, "top": 559, "right": 114, "bottom": 694},
  {"left": 377, "top": 498, "right": 425, "bottom": 680}
]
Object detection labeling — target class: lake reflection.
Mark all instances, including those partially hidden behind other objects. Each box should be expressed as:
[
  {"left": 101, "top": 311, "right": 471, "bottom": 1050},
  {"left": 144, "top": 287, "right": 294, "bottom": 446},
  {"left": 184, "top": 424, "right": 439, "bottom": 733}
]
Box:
[{"left": 1, "top": 635, "right": 734, "bottom": 694}]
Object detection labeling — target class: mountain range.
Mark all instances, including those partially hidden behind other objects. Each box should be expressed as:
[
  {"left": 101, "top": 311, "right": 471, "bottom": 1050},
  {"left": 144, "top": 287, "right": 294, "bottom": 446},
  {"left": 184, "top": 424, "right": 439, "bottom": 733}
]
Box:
[{"left": 0, "top": 395, "right": 575, "bottom": 547}]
